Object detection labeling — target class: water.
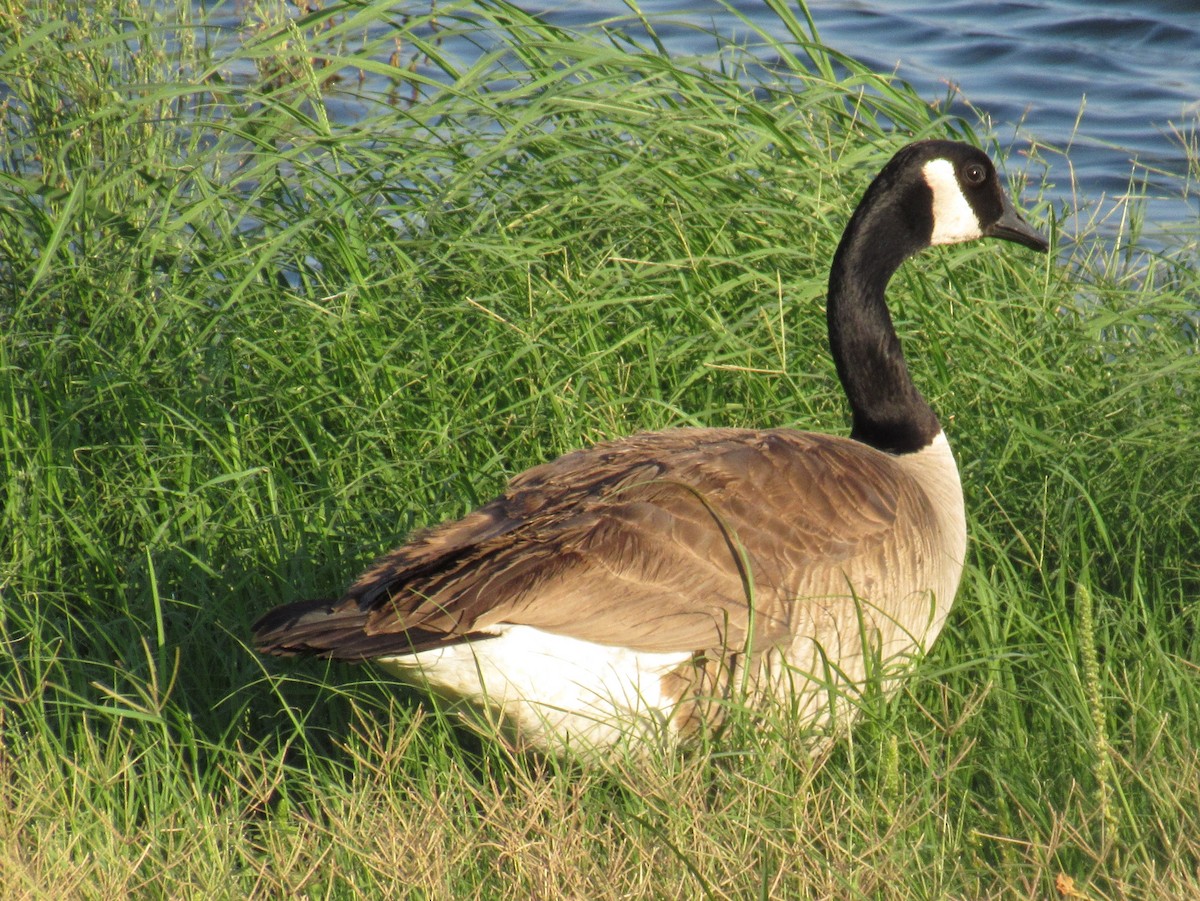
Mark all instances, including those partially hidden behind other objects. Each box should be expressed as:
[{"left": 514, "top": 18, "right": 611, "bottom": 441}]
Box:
[
  {"left": 197, "top": 1, "right": 1198, "bottom": 240},
  {"left": 516, "top": 0, "right": 1200, "bottom": 240}
]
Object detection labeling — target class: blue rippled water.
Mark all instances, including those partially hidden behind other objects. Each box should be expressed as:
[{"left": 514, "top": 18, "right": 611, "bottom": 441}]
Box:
[
  {"left": 520, "top": 0, "right": 1200, "bottom": 237},
  {"left": 198, "top": 1, "right": 1198, "bottom": 236}
]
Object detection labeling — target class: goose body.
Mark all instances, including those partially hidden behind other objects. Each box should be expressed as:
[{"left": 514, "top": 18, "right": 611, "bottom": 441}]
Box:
[{"left": 254, "top": 140, "right": 1047, "bottom": 752}]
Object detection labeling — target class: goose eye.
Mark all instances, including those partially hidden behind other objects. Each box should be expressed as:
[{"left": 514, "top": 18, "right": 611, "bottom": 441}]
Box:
[{"left": 962, "top": 162, "right": 987, "bottom": 186}]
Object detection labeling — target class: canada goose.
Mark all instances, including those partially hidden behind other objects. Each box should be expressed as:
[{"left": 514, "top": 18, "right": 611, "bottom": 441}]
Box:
[{"left": 254, "top": 139, "right": 1048, "bottom": 752}]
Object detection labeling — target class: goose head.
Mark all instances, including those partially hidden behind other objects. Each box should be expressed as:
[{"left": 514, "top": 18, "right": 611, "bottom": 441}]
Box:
[
  {"left": 921, "top": 144, "right": 1048, "bottom": 251},
  {"left": 842, "top": 140, "right": 1048, "bottom": 271},
  {"left": 827, "top": 140, "right": 1048, "bottom": 455}
]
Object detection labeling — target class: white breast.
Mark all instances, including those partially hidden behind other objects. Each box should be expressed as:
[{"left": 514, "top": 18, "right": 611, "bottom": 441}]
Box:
[{"left": 893, "top": 430, "right": 967, "bottom": 636}]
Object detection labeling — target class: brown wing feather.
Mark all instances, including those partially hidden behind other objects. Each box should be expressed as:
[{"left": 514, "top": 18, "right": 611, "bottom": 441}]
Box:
[{"left": 253, "top": 427, "right": 934, "bottom": 660}]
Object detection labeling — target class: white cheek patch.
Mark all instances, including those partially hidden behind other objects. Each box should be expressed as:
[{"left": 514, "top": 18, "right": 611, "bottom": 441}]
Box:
[{"left": 922, "top": 158, "right": 983, "bottom": 245}]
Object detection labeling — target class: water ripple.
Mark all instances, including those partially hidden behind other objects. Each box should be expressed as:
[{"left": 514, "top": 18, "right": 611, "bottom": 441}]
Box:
[{"left": 530, "top": 0, "right": 1198, "bottom": 233}]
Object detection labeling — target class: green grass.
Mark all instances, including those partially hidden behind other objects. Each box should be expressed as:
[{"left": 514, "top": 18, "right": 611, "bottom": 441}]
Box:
[{"left": 2, "top": 0, "right": 1199, "bottom": 897}]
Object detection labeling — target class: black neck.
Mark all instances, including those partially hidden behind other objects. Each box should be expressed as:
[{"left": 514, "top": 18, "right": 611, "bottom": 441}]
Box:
[{"left": 826, "top": 197, "right": 941, "bottom": 456}]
